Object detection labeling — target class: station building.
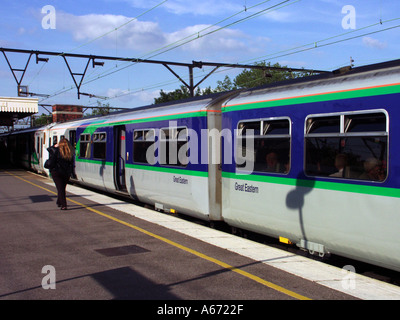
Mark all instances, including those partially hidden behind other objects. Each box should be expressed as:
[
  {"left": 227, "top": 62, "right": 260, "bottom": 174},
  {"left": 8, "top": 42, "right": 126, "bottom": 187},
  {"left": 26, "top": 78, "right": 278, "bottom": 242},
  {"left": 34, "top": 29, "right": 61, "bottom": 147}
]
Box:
[{"left": 0, "top": 96, "right": 38, "bottom": 130}]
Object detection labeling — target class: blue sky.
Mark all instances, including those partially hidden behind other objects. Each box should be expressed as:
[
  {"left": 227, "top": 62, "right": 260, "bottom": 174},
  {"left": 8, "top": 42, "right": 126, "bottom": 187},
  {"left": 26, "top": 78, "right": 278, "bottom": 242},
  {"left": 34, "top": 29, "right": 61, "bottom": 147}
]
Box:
[{"left": 1, "top": 0, "right": 399, "bottom": 113}]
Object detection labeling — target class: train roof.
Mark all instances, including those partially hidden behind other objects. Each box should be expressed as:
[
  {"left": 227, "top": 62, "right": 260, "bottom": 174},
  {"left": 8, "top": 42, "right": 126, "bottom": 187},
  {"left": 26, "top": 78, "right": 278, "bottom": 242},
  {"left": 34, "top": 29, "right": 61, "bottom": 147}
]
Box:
[
  {"left": 4, "top": 58, "right": 400, "bottom": 134},
  {"left": 49, "top": 90, "right": 234, "bottom": 130},
  {"left": 223, "top": 59, "right": 400, "bottom": 109}
]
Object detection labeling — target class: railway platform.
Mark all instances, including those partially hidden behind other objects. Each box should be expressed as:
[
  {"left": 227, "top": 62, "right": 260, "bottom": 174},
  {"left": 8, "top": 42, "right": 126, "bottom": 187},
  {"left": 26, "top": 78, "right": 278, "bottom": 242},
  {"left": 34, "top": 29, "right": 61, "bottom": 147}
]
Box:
[{"left": 1, "top": 167, "right": 400, "bottom": 306}]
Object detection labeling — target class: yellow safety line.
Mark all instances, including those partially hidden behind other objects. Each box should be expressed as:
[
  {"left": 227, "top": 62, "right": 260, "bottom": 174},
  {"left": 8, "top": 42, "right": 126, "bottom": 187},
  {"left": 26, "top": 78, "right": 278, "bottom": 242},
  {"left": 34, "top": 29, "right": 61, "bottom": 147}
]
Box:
[{"left": 4, "top": 170, "right": 312, "bottom": 300}]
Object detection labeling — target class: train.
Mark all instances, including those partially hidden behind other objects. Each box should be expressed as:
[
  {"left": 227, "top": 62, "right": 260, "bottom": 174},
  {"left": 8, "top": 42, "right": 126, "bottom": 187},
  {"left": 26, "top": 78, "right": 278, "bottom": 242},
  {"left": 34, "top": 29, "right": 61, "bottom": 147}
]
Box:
[{"left": 2, "top": 59, "right": 400, "bottom": 273}]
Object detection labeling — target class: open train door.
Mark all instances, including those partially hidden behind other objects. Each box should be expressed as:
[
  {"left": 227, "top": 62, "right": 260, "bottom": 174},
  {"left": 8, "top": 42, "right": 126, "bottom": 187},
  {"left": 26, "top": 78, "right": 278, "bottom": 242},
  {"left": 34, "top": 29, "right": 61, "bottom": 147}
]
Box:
[
  {"left": 114, "top": 125, "right": 127, "bottom": 192},
  {"left": 34, "top": 130, "right": 45, "bottom": 173}
]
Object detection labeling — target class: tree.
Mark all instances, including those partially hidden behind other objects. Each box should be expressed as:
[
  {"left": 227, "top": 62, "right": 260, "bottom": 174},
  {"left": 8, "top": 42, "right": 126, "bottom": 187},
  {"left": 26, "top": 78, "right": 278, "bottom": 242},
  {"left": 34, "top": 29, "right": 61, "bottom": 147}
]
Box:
[
  {"left": 33, "top": 113, "right": 52, "bottom": 126},
  {"left": 86, "top": 101, "right": 118, "bottom": 117},
  {"left": 214, "top": 75, "right": 236, "bottom": 92},
  {"left": 153, "top": 61, "right": 312, "bottom": 103},
  {"left": 154, "top": 85, "right": 212, "bottom": 104},
  {"left": 233, "top": 61, "right": 310, "bottom": 89},
  {"left": 154, "top": 86, "right": 192, "bottom": 104}
]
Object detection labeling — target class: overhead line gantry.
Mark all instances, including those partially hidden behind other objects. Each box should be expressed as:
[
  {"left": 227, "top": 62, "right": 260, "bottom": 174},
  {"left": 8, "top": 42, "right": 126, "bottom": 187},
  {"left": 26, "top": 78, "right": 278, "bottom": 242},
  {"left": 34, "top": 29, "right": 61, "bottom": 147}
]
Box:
[{"left": 0, "top": 47, "right": 329, "bottom": 99}]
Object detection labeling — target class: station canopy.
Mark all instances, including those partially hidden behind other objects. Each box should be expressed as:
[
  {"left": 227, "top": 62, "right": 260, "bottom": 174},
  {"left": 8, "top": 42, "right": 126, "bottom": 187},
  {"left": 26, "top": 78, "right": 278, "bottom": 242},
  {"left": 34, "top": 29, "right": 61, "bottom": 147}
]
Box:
[{"left": 0, "top": 97, "right": 38, "bottom": 126}]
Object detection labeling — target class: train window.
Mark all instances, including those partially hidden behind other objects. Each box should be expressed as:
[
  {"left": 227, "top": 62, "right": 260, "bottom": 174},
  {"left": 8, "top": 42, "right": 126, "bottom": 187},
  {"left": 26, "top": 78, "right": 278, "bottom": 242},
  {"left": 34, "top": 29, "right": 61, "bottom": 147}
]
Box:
[
  {"left": 345, "top": 113, "right": 387, "bottom": 133},
  {"left": 237, "top": 118, "right": 291, "bottom": 174},
  {"left": 134, "top": 130, "right": 144, "bottom": 141},
  {"left": 145, "top": 129, "right": 155, "bottom": 141},
  {"left": 36, "top": 137, "right": 40, "bottom": 155},
  {"left": 305, "top": 111, "right": 388, "bottom": 182},
  {"left": 52, "top": 136, "right": 58, "bottom": 145},
  {"left": 160, "top": 127, "right": 188, "bottom": 167},
  {"left": 79, "top": 134, "right": 91, "bottom": 158},
  {"left": 176, "top": 127, "right": 188, "bottom": 141},
  {"left": 133, "top": 129, "right": 155, "bottom": 164},
  {"left": 263, "top": 119, "right": 290, "bottom": 135},
  {"left": 69, "top": 130, "right": 76, "bottom": 149},
  {"left": 93, "top": 132, "right": 107, "bottom": 159},
  {"left": 238, "top": 121, "right": 261, "bottom": 136},
  {"left": 306, "top": 116, "right": 340, "bottom": 134}
]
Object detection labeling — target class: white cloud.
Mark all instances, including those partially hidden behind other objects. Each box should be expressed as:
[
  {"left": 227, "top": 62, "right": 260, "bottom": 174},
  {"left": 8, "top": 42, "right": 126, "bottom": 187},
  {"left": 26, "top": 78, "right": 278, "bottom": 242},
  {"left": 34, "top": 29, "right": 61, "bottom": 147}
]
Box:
[
  {"left": 106, "top": 87, "right": 159, "bottom": 105},
  {"left": 57, "top": 12, "right": 164, "bottom": 52},
  {"left": 132, "top": 89, "right": 160, "bottom": 104},
  {"left": 165, "top": 24, "right": 248, "bottom": 53},
  {"left": 124, "top": 0, "right": 294, "bottom": 19},
  {"left": 164, "top": 0, "right": 240, "bottom": 16},
  {"left": 57, "top": 12, "right": 250, "bottom": 56},
  {"left": 362, "top": 36, "right": 387, "bottom": 49},
  {"left": 120, "top": 0, "right": 241, "bottom": 16},
  {"left": 106, "top": 87, "right": 130, "bottom": 98},
  {"left": 258, "top": 9, "right": 293, "bottom": 22}
]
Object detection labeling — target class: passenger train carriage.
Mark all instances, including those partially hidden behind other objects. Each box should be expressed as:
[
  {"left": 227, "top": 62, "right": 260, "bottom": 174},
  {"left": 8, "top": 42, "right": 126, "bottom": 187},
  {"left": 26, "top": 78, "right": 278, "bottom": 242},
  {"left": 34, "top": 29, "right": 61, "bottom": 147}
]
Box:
[
  {"left": 3, "top": 59, "right": 400, "bottom": 272},
  {"left": 221, "top": 61, "right": 400, "bottom": 272}
]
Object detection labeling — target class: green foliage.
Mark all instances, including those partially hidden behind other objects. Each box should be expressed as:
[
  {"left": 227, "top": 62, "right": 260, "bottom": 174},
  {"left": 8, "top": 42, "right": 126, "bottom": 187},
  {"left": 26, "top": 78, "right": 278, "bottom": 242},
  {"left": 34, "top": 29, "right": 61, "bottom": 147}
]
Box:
[
  {"left": 154, "top": 85, "right": 214, "bottom": 104},
  {"left": 214, "top": 75, "right": 236, "bottom": 92},
  {"left": 153, "top": 61, "right": 311, "bottom": 104},
  {"left": 33, "top": 113, "right": 52, "bottom": 126},
  {"left": 86, "top": 101, "right": 119, "bottom": 117},
  {"left": 234, "top": 61, "right": 310, "bottom": 89},
  {"left": 154, "top": 86, "right": 193, "bottom": 104}
]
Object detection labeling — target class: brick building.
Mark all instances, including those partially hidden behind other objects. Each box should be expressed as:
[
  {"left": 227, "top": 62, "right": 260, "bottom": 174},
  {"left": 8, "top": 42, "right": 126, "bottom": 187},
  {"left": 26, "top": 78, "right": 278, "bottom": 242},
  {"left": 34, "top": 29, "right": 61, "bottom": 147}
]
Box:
[{"left": 52, "top": 104, "right": 83, "bottom": 123}]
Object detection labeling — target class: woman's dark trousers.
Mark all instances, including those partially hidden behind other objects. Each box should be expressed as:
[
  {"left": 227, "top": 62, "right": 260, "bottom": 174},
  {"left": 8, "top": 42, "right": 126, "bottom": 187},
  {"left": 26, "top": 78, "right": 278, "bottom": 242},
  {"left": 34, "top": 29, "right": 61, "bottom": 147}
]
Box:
[{"left": 51, "top": 171, "right": 70, "bottom": 208}]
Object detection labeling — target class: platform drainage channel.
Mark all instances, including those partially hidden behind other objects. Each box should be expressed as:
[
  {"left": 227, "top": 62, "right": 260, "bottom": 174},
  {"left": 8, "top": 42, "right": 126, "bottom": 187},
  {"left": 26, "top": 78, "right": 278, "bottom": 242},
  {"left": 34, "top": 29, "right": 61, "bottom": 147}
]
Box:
[
  {"left": 29, "top": 195, "right": 53, "bottom": 203},
  {"left": 95, "top": 245, "right": 150, "bottom": 257}
]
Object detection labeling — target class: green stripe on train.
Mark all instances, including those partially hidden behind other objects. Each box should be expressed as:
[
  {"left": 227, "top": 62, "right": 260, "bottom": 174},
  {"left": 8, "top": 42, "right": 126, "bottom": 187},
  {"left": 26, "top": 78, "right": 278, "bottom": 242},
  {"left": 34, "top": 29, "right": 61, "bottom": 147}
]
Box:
[
  {"left": 81, "top": 111, "right": 209, "bottom": 133},
  {"left": 223, "top": 83, "right": 400, "bottom": 112},
  {"left": 126, "top": 164, "right": 208, "bottom": 177},
  {"left": 75, "top": 160, "right": 399, "bottom": 197},
  {"left": 75, "top": 159, "right": 208, "bottom": 178},
  {"left": 222, "top": 171, "right": 400, "bottom": 198}
]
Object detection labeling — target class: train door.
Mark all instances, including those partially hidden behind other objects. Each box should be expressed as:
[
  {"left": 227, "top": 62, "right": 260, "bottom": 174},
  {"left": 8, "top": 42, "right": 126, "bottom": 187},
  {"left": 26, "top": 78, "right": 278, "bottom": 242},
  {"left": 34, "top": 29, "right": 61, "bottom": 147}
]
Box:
[
  {"left": 27, "top": 132, "right": 34, "bottom": 169},
  {"left": 34, "top": 131, "right": 44, "bottom": 171},
  {"left": 69, "top": 130, "right": 77, "bottom": 149},
  {"left": 36, "top": 134, "right": 41, "bottom": 168},
  {"left": 114, "top": 125, "right": 127, "bottom": 191},
  {"left": 68, "top": 130, "right": 77, "bottom": 178}
]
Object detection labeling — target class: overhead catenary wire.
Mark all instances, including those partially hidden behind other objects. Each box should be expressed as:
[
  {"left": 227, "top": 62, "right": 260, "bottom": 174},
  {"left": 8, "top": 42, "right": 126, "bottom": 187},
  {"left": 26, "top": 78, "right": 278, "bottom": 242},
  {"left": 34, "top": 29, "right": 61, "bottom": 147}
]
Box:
[
  {"left": 24, "top": 1, "right": 168, "bottom": 96},
  {"left": 30, "top": 4, "right": 399, "bottom": 105},
  {"left": 40, "top": 20, "right": 400, "bottom": 105},
  {"left": 69, "top": 5, "right": 400, "bottom": 103},
  {"left": 62, "top": 0, "right": 293, "bottom": 89},
  {"left": 82, "top": 17, "right": 400, "bottom": 104},
  {"left": 36, "top": 0, "right": 299, "bottom": 103},
  {"left": 52, "top": 19, "right": 400, "bottom": 106},
  {"left": 242, "top": 17, "right": 400, "bottom": 66},
  {"left": 40, "top": 0, "right": 300, "bottom": 103},
  {"left": 140, "top": 0, "right": 297, "bottom": 61}
]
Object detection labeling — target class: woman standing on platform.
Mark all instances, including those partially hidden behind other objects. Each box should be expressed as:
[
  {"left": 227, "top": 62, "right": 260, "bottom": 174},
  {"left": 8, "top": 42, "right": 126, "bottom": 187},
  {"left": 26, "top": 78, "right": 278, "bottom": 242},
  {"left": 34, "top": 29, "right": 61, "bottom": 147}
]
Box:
[{"left": 45, "top": 138, "right": 74, "bottom": 210}]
